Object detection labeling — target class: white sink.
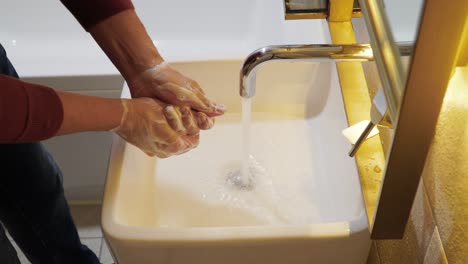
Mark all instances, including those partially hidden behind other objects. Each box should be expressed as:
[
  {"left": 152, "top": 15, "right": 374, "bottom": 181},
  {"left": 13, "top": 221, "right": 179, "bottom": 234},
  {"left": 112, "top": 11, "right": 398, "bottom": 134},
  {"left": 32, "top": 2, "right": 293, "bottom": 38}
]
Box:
[
  {"left": 102, "top": 59, "right": 370, "bottom": 264},
  {"left": 101, "top": 1, "right": 370, "bottom": 263},
  {"left": 2, "top": 1, "right": 371, "bottom": 260}
]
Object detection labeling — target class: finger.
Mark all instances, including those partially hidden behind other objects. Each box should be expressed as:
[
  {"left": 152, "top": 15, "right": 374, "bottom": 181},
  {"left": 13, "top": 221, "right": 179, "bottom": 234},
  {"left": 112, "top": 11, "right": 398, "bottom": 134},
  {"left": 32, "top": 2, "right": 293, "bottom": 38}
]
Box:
[
  {"left": 153, "top": 142, "right": 175, "bottom": 158},
  {"left": 163, "top": 105, "right": 186, "bottom": 134},
  {"left": 194, "top": 111, "right": 215, "bottom": 130},
  {"left": 157, "top": 83, "right": 226, "bottom": 117},
  {"left": 141, "top": 142, "right": 161, "bottom": 157},
  {"left": 157, "top": 83, "right": 209, "bottom": 110},
  {"left": 184, "top": 134, "right": 200, "bottom": 148},
  {"left": 174, "top": 147, "right": 192, "bottom": 156},
  {"left": 187, "top": 80, "right": 206, "bottom": 95},
  {"left": 151, "top": 119, "right": 182, "bottom": 146},
  {"left": 143, "top": 150, "right": 156, "bottom": 157},
  {"left": 180, "top": 106, "right": 200, "bottom": 136},
  {"left": 177, "top": 135, "right": 199, "bottom": 151},
  {"left": 177, "top": 79, "right": 226, "bottom": 115},
  {"left": 193, "top": 92, "right": 226, "bottom": 117},
  {"left": 159, "top": 137, "right": 197, "bottom": 156},
  {"left": 154, "top": 151, "right": 171, "bottom": 159},
  {"left": 144, "top": 149, "right": 171, "bottom": 158}
]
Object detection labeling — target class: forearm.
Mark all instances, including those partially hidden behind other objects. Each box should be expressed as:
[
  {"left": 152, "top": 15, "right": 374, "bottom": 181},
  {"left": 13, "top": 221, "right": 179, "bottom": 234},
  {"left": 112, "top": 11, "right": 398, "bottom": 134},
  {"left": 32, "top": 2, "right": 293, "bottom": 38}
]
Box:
[
  {"left": 56, "top": 91, "right": 123, "bottom": 135},
  {"left": 89, "top": 10, "right": 164, "bottom": 81},
  {"left": 0, "top": 75, "right": 63, "bottom": 143},
  {"left": 62, "top": 1, "right": 225, "bottom": 118}
]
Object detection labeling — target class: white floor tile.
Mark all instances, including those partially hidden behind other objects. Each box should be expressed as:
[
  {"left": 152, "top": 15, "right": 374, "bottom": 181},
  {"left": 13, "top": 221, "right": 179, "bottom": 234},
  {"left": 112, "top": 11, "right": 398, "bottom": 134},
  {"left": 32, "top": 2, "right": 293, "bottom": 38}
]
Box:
[
  {"left": 81, "top": 238, "right": 103, "bottom": 259},
  {"left": 6, "top": 232, "right": 102, "bottom": 263},
  {"left": 100, "top": 239, "right": 115, "bottom": 264},
  {"left": 70, "top": 205, "right": 103, "bottom": 238}
]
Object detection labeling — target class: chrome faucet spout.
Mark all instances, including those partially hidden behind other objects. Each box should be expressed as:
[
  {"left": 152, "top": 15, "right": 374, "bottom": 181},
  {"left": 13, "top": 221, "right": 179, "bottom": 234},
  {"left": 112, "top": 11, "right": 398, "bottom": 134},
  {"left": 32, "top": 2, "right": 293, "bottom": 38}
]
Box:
[{"left": 239, "top": 43, "right": 412, "bottom": 98}]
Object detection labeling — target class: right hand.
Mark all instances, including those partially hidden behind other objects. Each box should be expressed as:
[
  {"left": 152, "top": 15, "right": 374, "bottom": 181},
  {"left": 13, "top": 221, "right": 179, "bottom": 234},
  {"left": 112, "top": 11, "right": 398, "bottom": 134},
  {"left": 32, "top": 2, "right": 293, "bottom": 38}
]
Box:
[{"left": 113, "top": 98, "right": 203, "bottom": 158}]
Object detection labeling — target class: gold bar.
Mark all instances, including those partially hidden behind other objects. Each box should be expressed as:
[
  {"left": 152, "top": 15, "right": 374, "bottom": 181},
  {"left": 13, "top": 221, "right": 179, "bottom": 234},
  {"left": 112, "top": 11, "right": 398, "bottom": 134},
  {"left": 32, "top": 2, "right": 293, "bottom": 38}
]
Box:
[
  {"left": 328, "top": 1, "right": 386, "bottom": 227},
  {"left": 358, "top": 0, "right": 405, "bottom": 122},
  {"left": 329, "top": 0, "right": 354, "bottom": 22},
  {"left": 285, "top": 12, "right": 328, "bottom": 20}
]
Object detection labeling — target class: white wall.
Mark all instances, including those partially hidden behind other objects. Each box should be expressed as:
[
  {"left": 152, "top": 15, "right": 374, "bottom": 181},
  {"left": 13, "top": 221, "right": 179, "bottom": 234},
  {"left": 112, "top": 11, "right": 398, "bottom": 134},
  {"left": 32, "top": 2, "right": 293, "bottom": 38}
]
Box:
[{"left": 384, "top": 0, "right": 425, "bottom": 42}]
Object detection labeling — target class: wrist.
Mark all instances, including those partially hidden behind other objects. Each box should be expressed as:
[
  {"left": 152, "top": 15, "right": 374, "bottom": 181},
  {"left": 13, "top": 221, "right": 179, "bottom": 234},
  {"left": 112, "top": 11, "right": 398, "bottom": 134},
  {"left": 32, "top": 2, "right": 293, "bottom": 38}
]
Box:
[
  {"left": 57, "top": 91, "right": 124, "bottom": 135},
  {"left": 90, "top": 10, "right": 164, "bottom": 80}
]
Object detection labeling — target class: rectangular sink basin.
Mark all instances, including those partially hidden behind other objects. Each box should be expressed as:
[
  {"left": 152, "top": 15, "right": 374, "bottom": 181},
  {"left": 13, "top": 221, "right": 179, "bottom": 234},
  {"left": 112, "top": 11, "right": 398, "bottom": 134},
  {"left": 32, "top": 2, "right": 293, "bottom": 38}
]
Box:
[{"left": 102, "top": 60, "right": 370, "bottom": 264}]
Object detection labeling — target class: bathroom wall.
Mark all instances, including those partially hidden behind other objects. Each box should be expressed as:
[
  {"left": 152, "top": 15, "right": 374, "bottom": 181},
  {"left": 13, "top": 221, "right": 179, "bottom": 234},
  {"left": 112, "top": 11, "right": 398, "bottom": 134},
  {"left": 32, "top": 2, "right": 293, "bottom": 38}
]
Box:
[
  {"left": 354, "top": 16, "right": 468, "bottom": 264},
  {"left": 383, "top": 0, "right": 425, "bottom": 42}
]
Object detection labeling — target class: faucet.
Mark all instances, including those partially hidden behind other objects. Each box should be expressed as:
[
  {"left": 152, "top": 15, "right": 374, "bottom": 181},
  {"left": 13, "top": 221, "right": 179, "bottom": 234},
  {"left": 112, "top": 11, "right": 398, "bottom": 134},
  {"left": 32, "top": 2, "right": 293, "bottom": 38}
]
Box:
[
  {"left": 241, "top": 44, "right": 372, "bottom": 98},
  {"left": 239, "top": 43, "right": 413, "bottom": 156}
]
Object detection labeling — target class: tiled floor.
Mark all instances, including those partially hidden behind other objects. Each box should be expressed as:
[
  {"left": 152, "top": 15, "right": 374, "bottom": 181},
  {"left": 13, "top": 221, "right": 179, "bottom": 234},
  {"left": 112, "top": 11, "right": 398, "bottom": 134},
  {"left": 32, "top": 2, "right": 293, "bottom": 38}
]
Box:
[{"left": 6, "top": 204, "right": 113, "bottom": 264}]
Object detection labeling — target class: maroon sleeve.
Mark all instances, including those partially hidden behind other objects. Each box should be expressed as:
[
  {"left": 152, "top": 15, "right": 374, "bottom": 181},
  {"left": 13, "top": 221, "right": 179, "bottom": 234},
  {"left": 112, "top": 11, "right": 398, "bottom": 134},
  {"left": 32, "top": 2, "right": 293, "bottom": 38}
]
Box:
[
  {"left": 61, "top": 0, "right": 134, "bottom": 31},
  {"left": 0, "top": 75, "right": 64, "bottom": 143}
]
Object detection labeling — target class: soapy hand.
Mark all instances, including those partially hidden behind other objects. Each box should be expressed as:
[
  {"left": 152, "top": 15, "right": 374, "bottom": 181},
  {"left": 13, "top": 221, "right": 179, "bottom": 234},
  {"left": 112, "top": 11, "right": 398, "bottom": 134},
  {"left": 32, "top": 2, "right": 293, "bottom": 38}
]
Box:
[
  {"left": 128, "top": 62, "right": 225, "bottom": 117},
  {"left": 164, "top": 105, "right": 215, "bottom": 136},
  {"left": 113, "top": 98, "right": 205, "bottom": 158}
]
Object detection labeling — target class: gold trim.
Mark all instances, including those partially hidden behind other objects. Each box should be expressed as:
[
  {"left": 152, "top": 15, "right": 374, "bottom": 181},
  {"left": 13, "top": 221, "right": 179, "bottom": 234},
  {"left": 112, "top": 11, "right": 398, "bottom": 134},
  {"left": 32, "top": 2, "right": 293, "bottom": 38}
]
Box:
[
  {"left": 456, "top": 19, "right": 468, "bottom": 66},
  {"left": 285, "top": 12, "right": 328, "bottom": 20},
  {"left": 283, "top": 0, "right": 362, "bottom": 20},
  {"left": 352, "top": 10, "right": 363, "bottom": 18},
  {"left": 327, "top": 1, "right": 385, "bottom": 228},
  {"left": 329, "top": 0, "right": 354, "bottom": 22},
  {"left": 359, "top": 0, "right": 405, "bottom": 121},
  {"left": 284, "top": 10, "right": 361, "bottom": 20}
]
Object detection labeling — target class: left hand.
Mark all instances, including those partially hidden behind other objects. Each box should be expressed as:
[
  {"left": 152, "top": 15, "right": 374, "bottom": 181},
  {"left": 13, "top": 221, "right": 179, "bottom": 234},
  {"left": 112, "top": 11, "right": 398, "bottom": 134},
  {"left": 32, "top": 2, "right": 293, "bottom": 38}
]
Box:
[{"left": 128, "top": 61, "right": 225, "bottom": 117}]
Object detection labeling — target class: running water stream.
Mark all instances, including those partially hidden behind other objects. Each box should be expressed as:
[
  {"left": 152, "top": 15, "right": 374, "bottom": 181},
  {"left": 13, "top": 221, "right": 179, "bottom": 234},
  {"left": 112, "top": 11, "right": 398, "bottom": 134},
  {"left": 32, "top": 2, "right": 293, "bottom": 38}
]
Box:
[
  {"left": 225, "top": 98, "right": 254, "bottom": 190},
  {"left": 241, "top": 98, "right": 252, "bottom": 184}
]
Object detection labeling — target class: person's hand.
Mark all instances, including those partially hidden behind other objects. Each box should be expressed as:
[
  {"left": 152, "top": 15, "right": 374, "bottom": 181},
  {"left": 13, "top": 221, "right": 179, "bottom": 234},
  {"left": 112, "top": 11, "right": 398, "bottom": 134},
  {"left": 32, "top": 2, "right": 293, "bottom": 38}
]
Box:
[
  {"left": 164, "top": 105, "right": 215, "bottom": 136},
  {"left": 128, "top": 61, "right": 225, "bottom": 117},
  {"left": 112, "top": 98, "right": 203, "bottom": 158}
]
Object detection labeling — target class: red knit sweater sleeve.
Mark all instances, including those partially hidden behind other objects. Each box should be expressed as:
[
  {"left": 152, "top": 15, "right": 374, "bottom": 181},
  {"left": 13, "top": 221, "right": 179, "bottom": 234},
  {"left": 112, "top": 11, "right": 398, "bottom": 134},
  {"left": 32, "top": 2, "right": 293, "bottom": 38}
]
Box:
[
  {"left": 0, "top": 75, "right": 64, "bottom": 143},
  {"left": 61, "top": 0, "right": 134, "bottom": 31}
]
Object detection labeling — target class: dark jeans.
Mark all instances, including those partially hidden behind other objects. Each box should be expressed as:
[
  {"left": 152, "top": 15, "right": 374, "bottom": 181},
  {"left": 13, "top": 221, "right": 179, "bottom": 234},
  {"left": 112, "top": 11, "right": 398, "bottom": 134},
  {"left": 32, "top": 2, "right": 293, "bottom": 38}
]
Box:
[{"left": 0, "top": 44, "right": 100, "bottom": 264}]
